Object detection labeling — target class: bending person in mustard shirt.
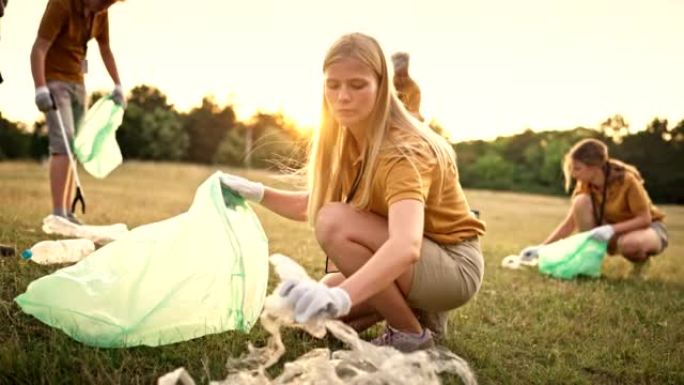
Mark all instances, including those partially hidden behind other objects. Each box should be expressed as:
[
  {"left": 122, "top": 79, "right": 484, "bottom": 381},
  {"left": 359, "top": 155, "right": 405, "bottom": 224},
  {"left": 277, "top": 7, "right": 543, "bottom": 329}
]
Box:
[
  {"left": 523, "top": 138, "right": 668, "bottom": 268},
  {"left": 220, "top": 33, "right": 485, "bottom": 352},
  {"left": 391, "top": 51, "right": 423, "bottom": 121},
  {"left": 0, "top": 0, "right": 7, "bottom": 84},
  {"left": 30, "top": 0, "right": 126, "bottom": 224}
]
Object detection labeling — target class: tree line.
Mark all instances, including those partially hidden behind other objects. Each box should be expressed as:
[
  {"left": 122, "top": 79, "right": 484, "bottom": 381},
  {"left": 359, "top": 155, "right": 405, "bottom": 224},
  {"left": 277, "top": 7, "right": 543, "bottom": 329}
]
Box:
[
  {"left": 0, "top": 85, "right": 308, "bottom": 169},
  {"left": 455, "top": 116, "right": 684, "bottom": 204},
  {"left": 1, "top": 86, "right": 682, "bottom": 203}
]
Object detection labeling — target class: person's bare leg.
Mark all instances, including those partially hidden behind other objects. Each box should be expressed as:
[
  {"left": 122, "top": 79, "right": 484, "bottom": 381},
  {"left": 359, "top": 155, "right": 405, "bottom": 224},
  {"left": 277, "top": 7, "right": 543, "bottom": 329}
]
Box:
[
  {"left": 572, "top": 194, "right": 596, "bottom": 231},
  {"left": 48, "top": 81, "right": 81, "bottom": 217},
  {"left": 617, "top": 228, "right": 662, "bottom": 262},
  {"left": 50, "top": 154, "right": 70, "bottom": 214},
  {"left": 47, "top": 82, "right": 78, "bottom": 216},
  {"left": 316, "top": 203, "right": 422, "bottom": 334},
  {"left": 65, "top": 161, "right": 74, "bottom": 212}
]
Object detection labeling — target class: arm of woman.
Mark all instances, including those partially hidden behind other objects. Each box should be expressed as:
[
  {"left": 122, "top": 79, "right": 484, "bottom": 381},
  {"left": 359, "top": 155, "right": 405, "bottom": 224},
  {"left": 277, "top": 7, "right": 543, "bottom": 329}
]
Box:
[
  {"left": 543, "top": 208, "right": 575, "bottom": 245},
  {"left": 261, "top": 188, "right": 308, "bottom": 222},
  {"left": 98, "top": 41, "right": 122, "bottom": 87},
  {"left": 608, "top": 176, "right": 654, "bottom": 235},
  {"left": 220, "top": 172, "right": 308, "bottom": 221},
  {"left": 611, "top": 209, "right": 651, "bottom": 236},
  {"left": 339, "top": 199, "right": 424, "bottom": 305},
  {"left": 31, "top": 38, "right": 51, "bottom": 88}
]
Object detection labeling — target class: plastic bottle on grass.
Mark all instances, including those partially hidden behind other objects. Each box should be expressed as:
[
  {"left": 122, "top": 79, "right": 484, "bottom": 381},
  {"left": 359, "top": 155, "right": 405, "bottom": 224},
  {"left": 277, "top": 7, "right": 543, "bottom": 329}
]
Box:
[{"left": 21, "top": 239, "right": 95, "bottom": 264}]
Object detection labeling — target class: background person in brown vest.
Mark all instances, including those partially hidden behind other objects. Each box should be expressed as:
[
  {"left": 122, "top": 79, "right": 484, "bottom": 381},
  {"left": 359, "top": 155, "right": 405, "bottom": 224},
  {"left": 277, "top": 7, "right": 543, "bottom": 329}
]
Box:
[
  {"left": 391, "top": 51, "right": 423, "bottom": 121},
  {"left": 1, "top": 0, "right": 14, "bottom": 257},
  {"left": 522, "top": 138, "right": 668, "bottom": 273},
  {"left": 30, "top": 0, "right": 125, "bottom": 224},
  {"left": 0, "top": 0, "right": 7, "bottom": 84}
]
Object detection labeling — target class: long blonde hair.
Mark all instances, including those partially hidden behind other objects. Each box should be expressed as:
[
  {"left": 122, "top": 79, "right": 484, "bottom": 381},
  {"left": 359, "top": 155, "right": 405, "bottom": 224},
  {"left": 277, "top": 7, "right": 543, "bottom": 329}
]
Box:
[
  {"left": 562, "top": 138, "right": 642, "bottom": 192},
  {"left": 306, "top": 33, "right": 457, "bottom": 224}
]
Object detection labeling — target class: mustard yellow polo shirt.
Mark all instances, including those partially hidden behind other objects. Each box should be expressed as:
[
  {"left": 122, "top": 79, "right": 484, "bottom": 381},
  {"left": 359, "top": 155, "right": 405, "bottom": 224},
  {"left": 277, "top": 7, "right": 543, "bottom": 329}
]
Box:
[
  {"left": 573, "top": 171, "right": 665, "bottom": 224},
  {"left": 341, "top": 128, "right": 485, "bottom": 244},
  {"left": 38, "top": 0, "right": 109, "bottom": 84}
]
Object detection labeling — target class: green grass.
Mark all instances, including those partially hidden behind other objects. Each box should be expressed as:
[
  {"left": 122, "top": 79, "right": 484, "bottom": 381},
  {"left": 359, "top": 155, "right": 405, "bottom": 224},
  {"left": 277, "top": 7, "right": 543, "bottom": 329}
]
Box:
[{"left": 1, "top": 161, "right": 682, "bottom": 385}]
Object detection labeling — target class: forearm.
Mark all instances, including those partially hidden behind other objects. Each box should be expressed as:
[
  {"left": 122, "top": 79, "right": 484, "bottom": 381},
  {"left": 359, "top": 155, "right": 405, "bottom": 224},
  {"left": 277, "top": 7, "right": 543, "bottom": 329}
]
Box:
[
  {"left": 340, "top": 237, "right": 420, "bottom": 305},
  {"left": 99, "top": 43, "right": 121, "bottom": 85},
  {"left": 611, "top": 212, "right": 651, "bottom": 236},
  {"left": 260, "top": 187, "right": 308, "bottom": 222},
  {"left": 31, "top": 41, "right": 48, "bottom": 88},
  {"left": 543, "top": 215, "right": 574, "bottom": 244}
]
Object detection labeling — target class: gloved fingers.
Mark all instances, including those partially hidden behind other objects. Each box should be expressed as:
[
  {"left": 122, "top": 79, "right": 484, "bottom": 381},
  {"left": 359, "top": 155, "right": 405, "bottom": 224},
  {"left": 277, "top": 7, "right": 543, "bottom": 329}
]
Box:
[
  {"left": 280, "top": 280, "right": 315, "bottom": 310},
  {"left": 35, "top": 95, "right": 54, "bottom": 112},
  {"left": 329, "top": 287, "right": 352, "bottom": 317},
  {"left": 221, "top": 173, "right": 244, "bottom": 181},
  {"left": 289, "top": 282, "right": 315, "bottom": 305},
  {"left": 111, "top": 85, "right": 126, "bottom": 107},
  {"left": 220, "top": 173, "right": 246, "bottom": 187},
  {"left": 295, "top": 292, "right": 330, "bottom": 323},
  {"left": 293, "top": 290, "right": 315, "bottom": 322},
  {"left": 278, "top": 279, "right": 299, "bottom": 296}
]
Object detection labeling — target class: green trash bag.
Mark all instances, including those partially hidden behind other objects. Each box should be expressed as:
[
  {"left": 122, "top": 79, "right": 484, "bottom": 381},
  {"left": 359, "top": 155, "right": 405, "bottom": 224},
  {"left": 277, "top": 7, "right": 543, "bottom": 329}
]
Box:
[
  {"left": 15, "top": 172, "right": 269, "bottom": 348},
  {"left": 538, "top": 231, "right": 607, "bottom": 280},
  {"left": 74, "top": 95, "right": 125, "bottom": 178}
]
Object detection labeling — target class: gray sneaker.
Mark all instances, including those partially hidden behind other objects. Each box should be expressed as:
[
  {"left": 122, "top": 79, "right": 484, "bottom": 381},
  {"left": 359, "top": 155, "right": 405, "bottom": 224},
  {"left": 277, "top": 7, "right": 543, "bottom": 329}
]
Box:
[
  {"left": 64, "top": 213, "right": 84, "bottom": 225},
  {"left": 416, "top": 309, "right": 449, "bottom": 342},
  {"left": 371, "top": 325, "right": 435, "bottom": 352}
]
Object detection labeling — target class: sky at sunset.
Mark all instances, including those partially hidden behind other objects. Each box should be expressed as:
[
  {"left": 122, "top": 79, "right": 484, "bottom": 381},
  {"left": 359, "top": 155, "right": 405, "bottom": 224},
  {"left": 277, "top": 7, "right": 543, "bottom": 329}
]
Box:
[{"left": 1, "top": 0, "right": 683, "bottom": 141}]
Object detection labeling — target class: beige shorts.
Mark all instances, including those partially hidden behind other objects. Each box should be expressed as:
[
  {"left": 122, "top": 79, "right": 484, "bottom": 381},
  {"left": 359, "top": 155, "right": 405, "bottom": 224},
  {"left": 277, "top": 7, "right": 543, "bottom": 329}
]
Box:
[
  {"left": 608, "top": 220, "right": 669, "bottom": 256},
  {"left": 651, "top": 221, "right": 669, "bottom": 253},
  {"left": 46, "top": 80, "right": 86, "bottom": 155},
  {"left": 407, "top": 237, "right": 484, "bottom": 312}
]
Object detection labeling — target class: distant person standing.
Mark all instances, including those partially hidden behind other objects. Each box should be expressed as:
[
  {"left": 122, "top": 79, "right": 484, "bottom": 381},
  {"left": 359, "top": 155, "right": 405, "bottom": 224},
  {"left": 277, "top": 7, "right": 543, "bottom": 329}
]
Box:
[
  {"left": 0, "top": 0, "right": 7, "bottom": 84},
  {"left": 1, "top": 0, "right": 16, "bottom": 258},
  {"left": 31, "top": 0, "right": 126, "bottom": 224},
  {"left": 391, "top": 52, "right": 423, "bottom": 121},
  {"left": 1, "top": 0, "right": 15, "bottom": 260}
]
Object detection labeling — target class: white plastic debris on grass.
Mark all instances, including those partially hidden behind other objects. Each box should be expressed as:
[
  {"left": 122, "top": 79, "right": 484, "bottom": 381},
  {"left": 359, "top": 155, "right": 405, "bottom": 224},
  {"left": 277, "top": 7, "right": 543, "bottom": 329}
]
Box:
[
  {"left": 501, "top": 253, "right": 539, "bottom": 270},
  {"left": 501, "top": 254, "right": 522, "bottom": 269},
  {"left": 42, "top": 215, "right": 129, "bottom": 245},
  {"left": 159, "top": 254, "right": 477, "bottom": 385},
  {"left": 158, "top": 367, "right": 196, "bottom": 385}
]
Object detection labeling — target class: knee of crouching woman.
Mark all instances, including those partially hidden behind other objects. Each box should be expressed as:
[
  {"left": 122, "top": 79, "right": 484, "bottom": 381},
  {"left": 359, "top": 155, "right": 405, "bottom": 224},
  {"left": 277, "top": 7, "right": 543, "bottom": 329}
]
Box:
[
  {"left": 315, "top": 202, "right": 352, "bottom": 248},
  {"left": 571, "top": 193, "right": 592, "bottom": 213},
  {"left": 617, "top": 236, "right": 647, "bottom": 262}
]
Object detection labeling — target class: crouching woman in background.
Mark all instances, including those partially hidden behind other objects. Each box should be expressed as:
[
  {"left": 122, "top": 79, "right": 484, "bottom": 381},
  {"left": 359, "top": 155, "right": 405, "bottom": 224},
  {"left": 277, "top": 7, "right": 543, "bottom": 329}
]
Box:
[{"left": 524, "top": 138, "right": 668, "bottom": 269}]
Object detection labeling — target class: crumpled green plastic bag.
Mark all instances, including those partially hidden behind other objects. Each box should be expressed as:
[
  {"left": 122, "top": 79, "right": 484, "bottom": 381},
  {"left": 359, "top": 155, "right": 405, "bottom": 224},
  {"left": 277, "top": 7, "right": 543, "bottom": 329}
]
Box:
[
  {"left": 15, "top": 172, "right": 269, "bottom": 348},
  {"left": 538, "top": 231, "right": 607, "bottom": 280},
  {"left": 74, "top": 95, "right": 125, "bottom": 178}
]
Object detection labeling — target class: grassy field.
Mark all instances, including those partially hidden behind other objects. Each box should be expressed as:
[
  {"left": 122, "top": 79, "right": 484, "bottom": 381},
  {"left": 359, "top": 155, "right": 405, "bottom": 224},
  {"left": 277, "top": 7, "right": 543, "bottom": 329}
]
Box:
[{"left": 0, "top": 161, "right": 682, "bottom": 385}]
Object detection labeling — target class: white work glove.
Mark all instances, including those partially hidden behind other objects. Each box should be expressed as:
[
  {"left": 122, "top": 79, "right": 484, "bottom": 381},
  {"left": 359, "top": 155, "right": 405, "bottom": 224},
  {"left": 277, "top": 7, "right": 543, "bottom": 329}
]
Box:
[
  {"left": 111, "top": 84, "right": 126, "bottom": 107},
  {"left": 589, "top": 225, "right": 615, "bottom": 242},
  {"left": 279, "top": 280, "right": 351, "bottom": 323},
  {"left": 520, "top": 245, "right": 541, "bottom": 262},
  {"left": 219, "top": 173, "right": 264, "bottom": 203},
  {"left": 34, "top": 86, "right": 54, "bottom": 112}
]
